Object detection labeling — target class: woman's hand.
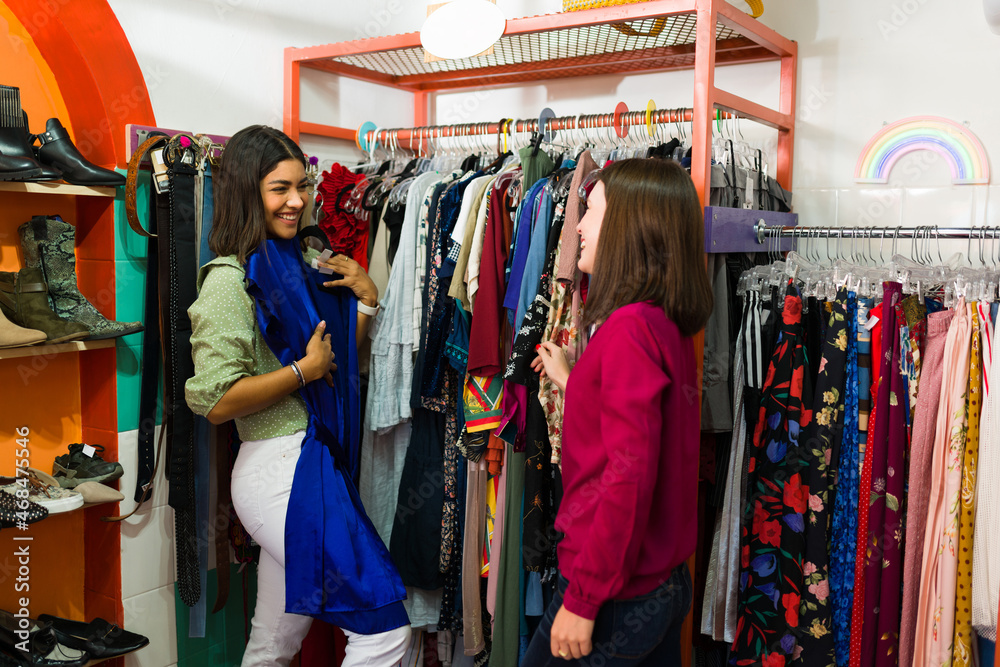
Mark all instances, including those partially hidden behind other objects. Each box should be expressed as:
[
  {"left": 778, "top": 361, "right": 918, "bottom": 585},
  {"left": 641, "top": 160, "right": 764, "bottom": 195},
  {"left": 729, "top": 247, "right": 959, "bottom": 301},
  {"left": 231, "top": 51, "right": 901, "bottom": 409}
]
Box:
[
  {"left": 549, "top": 605, "right": 595, "bottom": 659},
  {"left": 298, "top": 321, "right": 337, "bottom": 387},
  {"left": 530, "top": 341, "right": 571, "bottom": 392},
  {"left": 320, "top": 254, "right": 378, "bottom": 308}
]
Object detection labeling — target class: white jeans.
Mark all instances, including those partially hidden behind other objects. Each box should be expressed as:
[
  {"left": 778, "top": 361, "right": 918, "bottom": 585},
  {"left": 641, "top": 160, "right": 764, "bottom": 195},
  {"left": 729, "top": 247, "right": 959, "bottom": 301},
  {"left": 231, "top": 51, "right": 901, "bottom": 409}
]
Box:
[{"left": 232, "top": 432, "right": 411, "bottom": 667}]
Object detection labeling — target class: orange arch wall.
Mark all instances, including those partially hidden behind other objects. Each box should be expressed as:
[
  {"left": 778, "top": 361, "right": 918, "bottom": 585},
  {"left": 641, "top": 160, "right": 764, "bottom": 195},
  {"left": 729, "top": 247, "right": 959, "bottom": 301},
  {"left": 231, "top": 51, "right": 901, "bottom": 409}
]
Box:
[{"left": 0, "top": 0, "right": 154, "bottom": 629}]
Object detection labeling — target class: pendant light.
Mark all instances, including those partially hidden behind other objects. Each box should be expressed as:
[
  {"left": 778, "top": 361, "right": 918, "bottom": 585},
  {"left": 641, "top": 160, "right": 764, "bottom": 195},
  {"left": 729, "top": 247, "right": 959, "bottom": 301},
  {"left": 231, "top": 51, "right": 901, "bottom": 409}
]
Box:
[
  {"left": 987, "top": 0, "right": 1000, "bottom": 33},
  {"left": 420, "top": 0, "right": 506, "bottom": 60}
]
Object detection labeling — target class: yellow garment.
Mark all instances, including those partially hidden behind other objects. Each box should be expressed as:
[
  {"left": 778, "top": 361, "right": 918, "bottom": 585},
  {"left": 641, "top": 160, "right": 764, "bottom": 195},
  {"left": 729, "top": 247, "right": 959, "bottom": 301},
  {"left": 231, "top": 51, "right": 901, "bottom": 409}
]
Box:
[
  {"left": 562, "top": 0, "right": 762, "bottom": 18},
  {"left": 953, "top": 306, "right": 982, "bottom": 667},
  {"left": 482, "top": 474, "right": 498, "bottom": 576},
  {"left": 562, "top": 0, "right": 650, "bottom": 11}
]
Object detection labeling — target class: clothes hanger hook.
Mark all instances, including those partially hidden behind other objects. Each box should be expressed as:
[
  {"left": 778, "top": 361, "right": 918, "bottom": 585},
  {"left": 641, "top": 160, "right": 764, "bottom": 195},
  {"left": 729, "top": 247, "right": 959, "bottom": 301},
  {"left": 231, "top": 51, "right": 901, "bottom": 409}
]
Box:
[{"left": 981, "top": 225, "right": 987, "bottom": 267}]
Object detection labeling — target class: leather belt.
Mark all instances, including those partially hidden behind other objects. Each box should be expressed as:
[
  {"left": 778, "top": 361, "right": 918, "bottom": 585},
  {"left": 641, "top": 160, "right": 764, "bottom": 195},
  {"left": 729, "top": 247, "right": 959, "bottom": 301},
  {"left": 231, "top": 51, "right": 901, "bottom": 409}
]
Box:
[{"left": 125, "top": 134, "right": 168, "bottom": 238}]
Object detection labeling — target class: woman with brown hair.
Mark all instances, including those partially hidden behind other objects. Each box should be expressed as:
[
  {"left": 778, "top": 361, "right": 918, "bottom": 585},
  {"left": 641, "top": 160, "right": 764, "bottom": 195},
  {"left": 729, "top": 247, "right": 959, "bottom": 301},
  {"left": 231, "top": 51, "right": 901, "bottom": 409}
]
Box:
[
  {"left": 525, "top": 158, "right": 713, "bottom": 665},
  {"left": 185, "top": 125, "right": 409, "bottom": 666}
]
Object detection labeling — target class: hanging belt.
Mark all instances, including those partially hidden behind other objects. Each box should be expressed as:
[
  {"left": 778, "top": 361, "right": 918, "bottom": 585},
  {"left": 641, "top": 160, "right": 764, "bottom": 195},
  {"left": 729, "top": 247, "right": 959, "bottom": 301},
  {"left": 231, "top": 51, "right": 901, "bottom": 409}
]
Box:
[
  {"left": 124, "top": 134, "right": 168, "bottom": 505},
  {"left": 123, "top": 134, "right": 203, "bottom": 605},
  {"left": 160, "top": 157, "right": 202, "bottom": 607},
  {"left": 135, "top": 187, "right": 164, "bottom": 504},
  {"left": 125, "top": 135, "right": 167, "bottom": 239}
]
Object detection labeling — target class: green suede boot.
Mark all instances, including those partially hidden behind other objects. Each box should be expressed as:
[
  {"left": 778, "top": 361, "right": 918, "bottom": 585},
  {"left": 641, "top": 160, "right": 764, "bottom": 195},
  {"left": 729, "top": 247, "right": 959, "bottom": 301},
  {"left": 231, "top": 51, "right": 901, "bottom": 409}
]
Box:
[
  {"left": 18, "top": 216, "right": 143, "bottom": 340},
  {"left": 0, "top": 267, "right": 89, "bottom": 344}
]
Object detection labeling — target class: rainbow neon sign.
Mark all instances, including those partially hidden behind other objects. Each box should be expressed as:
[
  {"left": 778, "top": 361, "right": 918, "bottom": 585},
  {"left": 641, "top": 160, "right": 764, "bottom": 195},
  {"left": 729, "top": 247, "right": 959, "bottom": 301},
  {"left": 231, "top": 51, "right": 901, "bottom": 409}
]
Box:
[{"left": 854, "top": 116, "right": 990, "bottom": 185}]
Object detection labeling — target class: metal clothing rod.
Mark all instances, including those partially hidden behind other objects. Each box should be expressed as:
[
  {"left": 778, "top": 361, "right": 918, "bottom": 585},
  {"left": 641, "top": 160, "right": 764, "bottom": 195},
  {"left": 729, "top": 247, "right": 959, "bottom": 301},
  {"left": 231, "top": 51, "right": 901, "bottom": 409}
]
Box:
[
  {"left": 364, "top": 107, "right": 748, "bottom": 148},
  {"left": 754, "top": 222, "right": 1000, "bottom": 244}
]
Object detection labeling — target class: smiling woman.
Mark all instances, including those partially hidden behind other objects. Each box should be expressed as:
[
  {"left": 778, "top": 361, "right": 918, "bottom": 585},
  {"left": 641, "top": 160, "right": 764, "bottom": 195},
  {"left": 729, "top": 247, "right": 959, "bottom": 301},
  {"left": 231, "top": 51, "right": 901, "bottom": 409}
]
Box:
[
  {"left": 260, "top": 159, "right": 308, "bottom": 240},
  {"left": 208, "top": 125, "right": 308, "bottom": 263},
  {"left": 184, "top": 125, "right": 411, "bottom": 666}
]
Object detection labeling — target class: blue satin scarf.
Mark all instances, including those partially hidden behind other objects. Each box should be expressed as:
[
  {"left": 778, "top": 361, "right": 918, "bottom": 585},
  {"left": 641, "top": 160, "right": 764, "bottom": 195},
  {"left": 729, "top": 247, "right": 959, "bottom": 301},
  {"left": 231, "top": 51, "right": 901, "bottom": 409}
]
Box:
[{"left": 245, "top": 237, "right": 408, "bottom": 634}]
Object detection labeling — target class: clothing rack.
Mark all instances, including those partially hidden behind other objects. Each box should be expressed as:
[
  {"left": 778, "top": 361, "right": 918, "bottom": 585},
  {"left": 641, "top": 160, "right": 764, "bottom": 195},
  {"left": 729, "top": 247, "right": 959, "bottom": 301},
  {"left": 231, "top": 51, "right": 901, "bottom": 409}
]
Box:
[
  {"left": 755, "top": 222, "right": 1000, "bottom": 244},
  {"left": 361, "top": 115, "right": 800, "bottom": 256},
  {"left": 362, "top": 107, "right": 750, "bottom": 149},
  {"left": 708, "top": 207, "right": 798, "bottom": 253}
]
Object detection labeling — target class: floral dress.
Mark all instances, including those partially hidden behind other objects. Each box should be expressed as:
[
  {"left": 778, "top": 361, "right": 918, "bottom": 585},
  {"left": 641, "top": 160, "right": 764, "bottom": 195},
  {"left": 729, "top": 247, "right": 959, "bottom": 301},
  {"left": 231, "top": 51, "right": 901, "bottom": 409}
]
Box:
[
  {"left": 796, "top": 289, "right": 849, "bottom": 666},
  {"left": 830, "top": 292, "right": 860, "bottom": 667},
  {"left": 733, "top": 283, "right": 814, "bottom": 665},
  {"left": 867, "top": 283, "right": 907, "bottom": 667}
]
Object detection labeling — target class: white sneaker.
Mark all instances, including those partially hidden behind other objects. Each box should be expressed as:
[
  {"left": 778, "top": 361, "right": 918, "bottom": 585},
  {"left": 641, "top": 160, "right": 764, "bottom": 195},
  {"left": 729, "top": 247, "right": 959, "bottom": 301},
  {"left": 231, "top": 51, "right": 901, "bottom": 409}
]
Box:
[{"left": 0, "top": 469, "right": 83, "bottom": 513}]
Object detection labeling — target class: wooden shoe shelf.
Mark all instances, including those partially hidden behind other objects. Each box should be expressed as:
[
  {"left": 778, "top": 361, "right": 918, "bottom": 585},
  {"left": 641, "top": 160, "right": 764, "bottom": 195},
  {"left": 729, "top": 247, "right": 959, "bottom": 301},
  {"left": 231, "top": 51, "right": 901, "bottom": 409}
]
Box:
[
  {"left": 0, "top": 0, "right": 157, "bottom": 656},
  {"left": 0, "top": 182, "right": 116, "bottom": 197},
  {"left": 0, "top": 339, "right": 115, "bottom": 361}
]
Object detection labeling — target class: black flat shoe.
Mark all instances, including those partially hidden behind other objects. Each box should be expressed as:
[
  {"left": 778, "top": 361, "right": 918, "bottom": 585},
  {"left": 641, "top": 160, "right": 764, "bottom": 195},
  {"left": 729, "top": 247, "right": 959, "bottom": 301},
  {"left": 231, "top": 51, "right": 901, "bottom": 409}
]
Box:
[
  {"left": 35, "top": 615, "right": 148, "bottom": 661},
  {"left": 0, "top": 610, "right": 88, "bottom": 666}
]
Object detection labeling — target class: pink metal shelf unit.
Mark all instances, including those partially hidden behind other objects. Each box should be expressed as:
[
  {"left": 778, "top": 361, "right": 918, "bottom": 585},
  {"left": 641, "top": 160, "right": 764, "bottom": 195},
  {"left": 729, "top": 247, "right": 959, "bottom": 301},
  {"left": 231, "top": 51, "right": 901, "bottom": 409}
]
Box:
[{"left": 282, "top": 0, "right": 797, "bottom": 205}]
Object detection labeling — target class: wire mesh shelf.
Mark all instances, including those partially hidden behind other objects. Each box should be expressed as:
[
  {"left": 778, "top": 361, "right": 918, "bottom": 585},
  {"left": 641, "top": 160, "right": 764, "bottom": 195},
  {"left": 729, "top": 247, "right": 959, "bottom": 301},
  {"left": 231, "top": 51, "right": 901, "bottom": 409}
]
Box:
[{"left": 330, "top": 15, "right": 742, "bottom": 78}]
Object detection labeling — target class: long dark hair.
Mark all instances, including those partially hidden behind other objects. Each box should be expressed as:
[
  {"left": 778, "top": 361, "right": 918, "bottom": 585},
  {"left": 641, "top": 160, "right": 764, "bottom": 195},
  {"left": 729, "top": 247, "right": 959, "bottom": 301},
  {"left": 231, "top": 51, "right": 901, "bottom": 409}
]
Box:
[
  {"left": 582, "top": 158, "right": 713, "bottom": 337},
  {"left": 209, "top": 125, "right": 306, "bottom": 263}
]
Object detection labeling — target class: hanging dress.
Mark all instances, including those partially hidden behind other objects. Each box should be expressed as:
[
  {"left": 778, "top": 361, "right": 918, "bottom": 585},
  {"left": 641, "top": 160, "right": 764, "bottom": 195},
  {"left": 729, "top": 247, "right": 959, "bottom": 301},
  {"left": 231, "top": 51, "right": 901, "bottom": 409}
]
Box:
[
  {"left": 732, "top": 282, "right": 813, "bottom": 663},
  {"left": 796, "top": 289, "right": 848, "bottom": 667},
  {"left": 899, "top": 308, "right": 955, "bottom": 667},
  {"left": 702, "top": 290, "right": 753, "bottom": 643},
  {"left": 973, "top": 304, "right": 1000, "bottom": 640},
  {"left": 830, "top": 291, "right": 860, "bottom": 667},
  {"left": 915, "top": 301, "right": 972, "bottom": 667},
  {"left": 952, "top": 305, "right": 981, "bottom": 667},
  {"left": 856, "top": 282, "right": 906, "bottom": 667}
]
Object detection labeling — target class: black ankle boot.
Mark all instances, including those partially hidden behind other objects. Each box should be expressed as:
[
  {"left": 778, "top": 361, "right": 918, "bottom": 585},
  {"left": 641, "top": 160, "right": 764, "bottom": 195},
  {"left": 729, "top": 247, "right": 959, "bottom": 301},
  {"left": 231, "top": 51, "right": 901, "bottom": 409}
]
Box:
[
  {"left": 22, "top": 114, "right": 61, "bottom": 182},
  {"left": 33, "top": 118, "right": 125, "bottom": 187},
  {"left": 0, "top": 85, "right": 44, "bottom": 181},
  {"left": 0, "top": 150, "right": 41, "bottom": 181}
]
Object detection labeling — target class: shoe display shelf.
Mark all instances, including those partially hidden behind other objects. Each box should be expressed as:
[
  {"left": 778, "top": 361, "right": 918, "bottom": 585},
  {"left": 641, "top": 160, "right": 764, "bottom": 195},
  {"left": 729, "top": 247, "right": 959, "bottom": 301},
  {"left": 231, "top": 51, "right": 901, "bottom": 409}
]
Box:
[
  {"left": 0, "top": 338, "right": 115, "bottom": 361},
  {"left": 0, "top": 182, "right": 116, "bottom": 198},
  {"left": 0, "top": 184, "right": 119, "bottom": 361},
  {"left": 0, "top": 0, "right": 157, "bottom": 660}
]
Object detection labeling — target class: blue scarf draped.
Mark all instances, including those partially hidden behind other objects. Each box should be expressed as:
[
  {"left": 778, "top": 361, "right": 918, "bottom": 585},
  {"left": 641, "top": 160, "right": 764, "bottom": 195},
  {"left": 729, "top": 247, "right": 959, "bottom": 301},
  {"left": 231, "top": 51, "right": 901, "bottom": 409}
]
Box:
[{"left": 245, "top": 237, "right": 408, "bottom": 634}]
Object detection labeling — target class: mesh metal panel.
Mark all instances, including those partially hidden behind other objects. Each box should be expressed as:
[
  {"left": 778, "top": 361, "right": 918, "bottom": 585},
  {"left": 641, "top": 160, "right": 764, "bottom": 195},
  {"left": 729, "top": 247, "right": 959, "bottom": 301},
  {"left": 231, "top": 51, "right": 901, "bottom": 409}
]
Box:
[{"left": 332, "top": 15, "right": 741, "bottom": 78}]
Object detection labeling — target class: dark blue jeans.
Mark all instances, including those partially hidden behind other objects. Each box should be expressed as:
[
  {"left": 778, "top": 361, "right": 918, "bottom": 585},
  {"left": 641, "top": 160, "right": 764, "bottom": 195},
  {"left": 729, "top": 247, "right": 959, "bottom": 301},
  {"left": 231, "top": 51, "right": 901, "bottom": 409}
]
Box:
[{"left": 522, "top": 564, "right": 692, "bottom": 666}]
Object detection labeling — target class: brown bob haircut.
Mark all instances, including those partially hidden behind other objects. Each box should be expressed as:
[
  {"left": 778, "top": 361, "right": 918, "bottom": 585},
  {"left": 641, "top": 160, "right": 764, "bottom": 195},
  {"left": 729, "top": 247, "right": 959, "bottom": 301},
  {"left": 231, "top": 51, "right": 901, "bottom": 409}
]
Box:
[
  {"left": 582, "top": 158, "right": 713, "bottom": 337},
  {"left": 209, "top": 125, "right": 307, "bottom": 263}
]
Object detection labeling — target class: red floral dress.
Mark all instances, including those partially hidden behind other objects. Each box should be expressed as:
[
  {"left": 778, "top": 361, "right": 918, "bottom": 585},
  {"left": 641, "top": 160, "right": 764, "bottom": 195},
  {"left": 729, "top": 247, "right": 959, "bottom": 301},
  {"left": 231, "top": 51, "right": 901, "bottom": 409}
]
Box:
[{"left": 733, "top": 283, "right": 814, "bottom": 665}]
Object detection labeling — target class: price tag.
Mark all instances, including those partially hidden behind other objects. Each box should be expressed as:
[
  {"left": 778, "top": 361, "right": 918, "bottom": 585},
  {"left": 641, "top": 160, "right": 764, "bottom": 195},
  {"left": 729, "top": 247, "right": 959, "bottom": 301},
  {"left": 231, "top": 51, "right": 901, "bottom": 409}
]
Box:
[
  {"left": 744, "top": 172, "right": 755, "bottom": 209},
  {"left": 151, "top": 148, "right": 170, "bottom": 194},
  {"left": 312, "top": 249, "right": 334, "bottom": 274},
  {"left": 82, "top": 444, "right": 97, "bottom": 458},
  {"left": 864, "top": 314, "right": 880, "bottom": 331}
]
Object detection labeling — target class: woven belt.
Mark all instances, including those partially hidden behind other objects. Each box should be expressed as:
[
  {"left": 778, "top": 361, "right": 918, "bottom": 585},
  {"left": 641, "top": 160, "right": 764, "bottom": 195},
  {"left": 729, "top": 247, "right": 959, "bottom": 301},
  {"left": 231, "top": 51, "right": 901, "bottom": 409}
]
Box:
[{"left": 159, "top": 157, "right": 202, "bottom": 607}]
